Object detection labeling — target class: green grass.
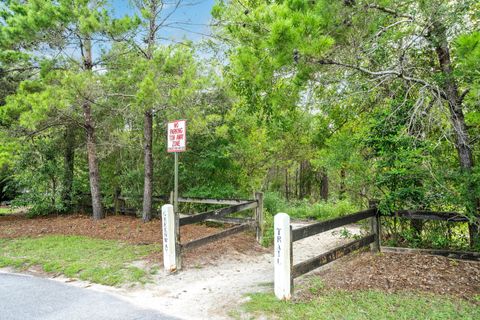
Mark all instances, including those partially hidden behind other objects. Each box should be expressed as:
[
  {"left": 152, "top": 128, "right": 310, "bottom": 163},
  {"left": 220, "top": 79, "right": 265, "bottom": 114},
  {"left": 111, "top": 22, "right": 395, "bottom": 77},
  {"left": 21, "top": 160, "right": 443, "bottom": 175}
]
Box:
[
  {"left": 243, "top": 291, "right": 480, "bottom": 320},
  {"left": 0, "top": 235, "right": 161, "bottom": 286},
  {"left": 263, "top": 192, "right": 358, "bottom": 221},
  {"left": 0, "top": 207, "right": 22, "bottom": 215}
]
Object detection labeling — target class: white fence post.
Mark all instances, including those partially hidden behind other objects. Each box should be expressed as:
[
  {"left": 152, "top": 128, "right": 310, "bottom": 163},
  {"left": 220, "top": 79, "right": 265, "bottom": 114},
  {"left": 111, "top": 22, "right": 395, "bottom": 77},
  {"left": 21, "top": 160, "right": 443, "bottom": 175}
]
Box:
[
  {"left": 274, "top": 212, "right": 292, "bottom": 300},
  {"left": 162, "top": 204, "right": 179, "bottom": 273}
]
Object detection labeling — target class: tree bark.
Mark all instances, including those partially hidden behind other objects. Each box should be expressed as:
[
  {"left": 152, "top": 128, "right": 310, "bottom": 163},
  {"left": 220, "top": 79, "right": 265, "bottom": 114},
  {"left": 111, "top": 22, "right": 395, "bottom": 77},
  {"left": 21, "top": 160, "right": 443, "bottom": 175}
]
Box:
[
  {"left": 432, "top": 24, "right": 479, "bottom": 246},
  {"left": 141, "top": 0, "right": 159, "bottom": 221},
  {"left": 299, "top": 160, "right": 312, "bottom": 199},
  {"left": 82, "top": 37, "right": 103, "bottom": 220},
  {"left": 61, "top": 125, "right": 75, "bottom": 212},
  {"left": 84, "top": 101, "right": 103, "bottom": 220},
  {"left": 320, "top": 168, "right": 329, "bottom": 201},
  {"left": 295, "top": 166, "right": 299, "bottom": 199},
  {"left": 339, "top": 167, "right": 346, "bottom": 200},
  {"left": 285, "top": 167, "right": 289, "bottom": 201},
  {"left": 142, "top": 110, "right": 153, "bottom": 221}
]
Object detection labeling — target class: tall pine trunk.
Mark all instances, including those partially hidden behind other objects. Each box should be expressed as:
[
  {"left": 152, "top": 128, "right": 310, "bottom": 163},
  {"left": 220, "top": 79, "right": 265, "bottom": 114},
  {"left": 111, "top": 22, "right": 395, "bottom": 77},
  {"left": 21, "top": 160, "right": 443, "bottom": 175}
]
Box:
[
  {"left": 142, "top": 0, "right": 158, "bottom": 221},
  {"left": 142, "top": 110, "right": 153, "bottom": 221},
  {"left": 82, "top": 37, "right": 103, "bottom": 220},
  {"left": 61, "top": 125, "right": 75, "bottom": 212}
]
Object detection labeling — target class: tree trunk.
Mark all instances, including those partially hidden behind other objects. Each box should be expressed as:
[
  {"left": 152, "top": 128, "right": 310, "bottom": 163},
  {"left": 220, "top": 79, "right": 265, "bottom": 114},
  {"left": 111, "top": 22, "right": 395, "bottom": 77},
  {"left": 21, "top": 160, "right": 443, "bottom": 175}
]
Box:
[
  {"left": 299, "top": 160, "right": 311, "bottom": 199},
  {"left": 295, "top": 166, "right": 299, "bottom": 199},
  {"left": 141, "top": 0, "right": 158, "bottom": 222},
  {"left": 433, "top": 26, "right": 479, "bottom": 246},
  {"left": 82, "top": 37, "right": 103, "bottom": 220},
  {"left": 339, "top": 167, "right": 346, "bottom": 200},
  {"left": 410, "top": 219, "right": 423, "bottom": 240},
  {"left": 84, "top": 101, "right": 103, "bottom": 220},
  {"left": 305, "top": 161, "right": 312, "bottom": 198},
  {"left": 61, "top": 125, "right": 75, "bottom": 212},
  {"left": 320, "top": 168, "right": 329, "bottom": 201},
  {"left": 285, "top": 167, "right": 289, "bottom": 201},
  {"left": 142, "top": 111, "right": 153, "bottom": 222}
]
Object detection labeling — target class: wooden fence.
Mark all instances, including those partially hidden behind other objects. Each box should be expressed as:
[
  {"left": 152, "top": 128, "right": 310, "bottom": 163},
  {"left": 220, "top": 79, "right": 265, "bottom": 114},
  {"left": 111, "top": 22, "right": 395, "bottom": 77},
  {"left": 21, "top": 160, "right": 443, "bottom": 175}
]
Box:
[
  {"left": 381, "top": 209, "right": 480, "bottom": 258},
  {"left": 111, "top": 194, "right": 254, "bottom": 216},
  {"left": 274, "top": 205, "right": 479, "bottom": 300},
  {"left": 162, "top": 192, "right": 264, "bottom": 273},
  {"left": 274, "top": 207, "right": 380, "bottom": 300}
]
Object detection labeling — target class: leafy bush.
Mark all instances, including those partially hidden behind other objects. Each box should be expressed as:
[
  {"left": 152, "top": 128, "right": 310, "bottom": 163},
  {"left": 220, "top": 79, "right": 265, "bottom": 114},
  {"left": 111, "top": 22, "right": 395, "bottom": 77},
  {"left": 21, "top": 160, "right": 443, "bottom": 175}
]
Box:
[
  {"left": 263, "top": 191, "right": 288, "bottom": 216},
  {"left": 0, "top": 165, "right": 18, "bottom": 202},
  {"left": 264, "top": 192, "right": 357, "bottom": 220},
  {"left": 382, "top": 219, "right": 472, "bottom": 251}
]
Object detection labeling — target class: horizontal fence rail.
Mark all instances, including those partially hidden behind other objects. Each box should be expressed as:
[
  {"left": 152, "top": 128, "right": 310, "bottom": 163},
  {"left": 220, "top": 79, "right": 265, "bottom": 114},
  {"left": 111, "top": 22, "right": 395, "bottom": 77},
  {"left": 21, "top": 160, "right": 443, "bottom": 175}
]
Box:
[
  {"left": 205, "top": 216, "right": 254, "bottom": 225},
  {"left": 117, "top": 195, "right": 169, "bottom": 202},
  {"left": 179, "top": 201, "right": 258, "bottom": 226},
  {"left": 292, "top": 208, "right": 377, "bottom": 242},
  {"left": 292, "top": 234, "right": 375, "bottom": 279},
  {"left": 181, "top": 223, "right": 252, "bottom": 252},
  {"left": 389, "top": 210, "right": 478, "bottom": 222},
  {"left": 177, "top": 197, "right": 251, "bottom": 205},
  {"left": 115, "top": 195, "right": 250, "bottom": 205}
]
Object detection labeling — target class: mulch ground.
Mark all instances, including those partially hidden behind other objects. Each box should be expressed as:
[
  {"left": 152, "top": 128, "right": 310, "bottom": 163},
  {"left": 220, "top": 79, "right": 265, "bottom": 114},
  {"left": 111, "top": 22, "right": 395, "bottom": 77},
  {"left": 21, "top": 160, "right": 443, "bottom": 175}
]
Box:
[
  {"left": 301, "top": 251, "right": 480, "bottom": 302},
  {"left": 0, "top": 213, "right": 266, "bottom": 267}
]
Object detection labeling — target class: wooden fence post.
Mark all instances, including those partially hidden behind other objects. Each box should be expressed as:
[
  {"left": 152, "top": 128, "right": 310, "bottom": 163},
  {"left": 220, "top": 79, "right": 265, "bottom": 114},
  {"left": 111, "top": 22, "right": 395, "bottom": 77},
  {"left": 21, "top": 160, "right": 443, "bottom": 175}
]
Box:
[
  {"left": 255, "top": 192, "right": 264, "bottom": 244},
  {"left": 274, "top": 212, "right": 292, "bottom": 300},
  {"left": 162, "top": 204, "right": 179, "bottom": 273},
  {"left": 369, "top": 200, "right": 380, "bottom": 253}
]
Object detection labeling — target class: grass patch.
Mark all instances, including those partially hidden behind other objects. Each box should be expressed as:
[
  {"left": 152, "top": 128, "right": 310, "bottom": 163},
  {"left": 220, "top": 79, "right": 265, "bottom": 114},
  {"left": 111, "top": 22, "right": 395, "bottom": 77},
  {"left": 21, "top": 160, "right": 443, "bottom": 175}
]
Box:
[
  {"left": 263, "top": 192, "right": 358, "bottom": 221},
  {"left": 0, "top": 207, "right": 22, "bottom": 215},
  {"left": 0, "top": 235, "right": 161, "bottom": 286},
  {"left": 244, "top": 291, "right": 480, "bottom": 320}
]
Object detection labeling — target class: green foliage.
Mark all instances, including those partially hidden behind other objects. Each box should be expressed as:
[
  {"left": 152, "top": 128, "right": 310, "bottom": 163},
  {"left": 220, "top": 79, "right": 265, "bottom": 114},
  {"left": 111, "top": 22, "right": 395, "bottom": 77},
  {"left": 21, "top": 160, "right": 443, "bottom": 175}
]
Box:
[
  {"left": 264, "top": 191, "right": 357, "bottom": 220},
  {"left": 383, "top": 220, "right": 471, "bottom": 250},
  {"left": 364, "top": 103, "right": 434, "bottom": 213},
  {"left": 1, "top": 0, "right": 479, "bottom": 253},
  {"left": 0, "top": 164, "right": 17, "bottom": 201},
  {"left": 0, "top": 235, "right": 161, "bottom": 286}
]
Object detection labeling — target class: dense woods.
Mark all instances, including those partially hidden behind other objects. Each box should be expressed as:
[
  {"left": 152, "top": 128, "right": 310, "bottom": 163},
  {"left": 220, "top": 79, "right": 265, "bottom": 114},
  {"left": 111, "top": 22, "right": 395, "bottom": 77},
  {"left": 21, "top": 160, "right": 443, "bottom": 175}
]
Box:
[{"left": 1, "top": 0, "right": 479, "bottom": 249}]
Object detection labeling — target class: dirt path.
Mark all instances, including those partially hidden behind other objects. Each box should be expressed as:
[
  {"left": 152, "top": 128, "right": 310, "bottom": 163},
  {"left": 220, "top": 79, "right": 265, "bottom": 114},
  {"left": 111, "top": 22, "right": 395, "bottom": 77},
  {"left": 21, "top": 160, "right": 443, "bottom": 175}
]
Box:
[{"left": 41, "top": 223, "right": 361, "bottom": 319}]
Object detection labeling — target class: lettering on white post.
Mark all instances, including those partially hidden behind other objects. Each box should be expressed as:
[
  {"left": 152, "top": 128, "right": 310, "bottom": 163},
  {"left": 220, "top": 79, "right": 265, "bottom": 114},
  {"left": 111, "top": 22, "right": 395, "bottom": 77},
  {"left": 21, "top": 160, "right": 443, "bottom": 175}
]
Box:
[
  {"left": 274, "top": 212, "right": 291, "bottom": 300},
  {"left": 162, "top": 204, "right": 177, "bottom": 273}
]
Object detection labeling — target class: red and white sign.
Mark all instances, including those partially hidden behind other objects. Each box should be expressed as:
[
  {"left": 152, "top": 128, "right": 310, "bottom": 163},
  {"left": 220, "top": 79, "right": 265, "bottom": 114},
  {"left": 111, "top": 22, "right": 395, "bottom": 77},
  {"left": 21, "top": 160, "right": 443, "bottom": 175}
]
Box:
[{"left": 167, "top": 120, "right": 187, "bottom": 153}]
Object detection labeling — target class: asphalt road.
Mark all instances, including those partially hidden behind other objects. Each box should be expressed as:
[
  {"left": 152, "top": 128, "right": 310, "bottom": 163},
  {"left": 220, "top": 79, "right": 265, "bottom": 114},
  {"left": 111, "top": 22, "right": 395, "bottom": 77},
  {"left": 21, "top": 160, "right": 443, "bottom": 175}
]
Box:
[{"left": 0, "top": 273, "right": 177, "bottom": 320}]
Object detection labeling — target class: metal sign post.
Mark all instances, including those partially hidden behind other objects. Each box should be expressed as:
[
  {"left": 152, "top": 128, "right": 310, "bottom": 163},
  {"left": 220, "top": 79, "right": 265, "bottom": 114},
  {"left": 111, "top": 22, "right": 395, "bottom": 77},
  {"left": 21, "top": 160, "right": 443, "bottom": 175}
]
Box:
[{"left": 174, "top": 152, "right": 179, "bottom": 213}]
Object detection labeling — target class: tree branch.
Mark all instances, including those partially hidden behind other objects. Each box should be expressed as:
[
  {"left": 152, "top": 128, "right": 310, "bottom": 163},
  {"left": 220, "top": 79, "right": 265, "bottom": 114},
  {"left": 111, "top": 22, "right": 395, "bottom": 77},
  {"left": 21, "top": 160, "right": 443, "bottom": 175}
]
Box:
[
  {"left": 313, "top": 58, "right": 447, "bottom": 100},
  {"left": 460, "top": 88, "right": 470, "bottom": 102},
  {"left": 365, "top": 3, "right": 413, "bottom": 19}
]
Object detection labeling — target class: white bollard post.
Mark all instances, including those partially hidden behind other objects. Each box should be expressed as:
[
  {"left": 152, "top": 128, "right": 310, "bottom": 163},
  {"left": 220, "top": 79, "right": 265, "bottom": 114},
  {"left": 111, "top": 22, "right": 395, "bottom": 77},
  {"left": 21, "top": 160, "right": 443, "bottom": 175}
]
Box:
[
  {"left": 162, "top": 204, "right": 178, "bottom": 273},
  {"left": 274, "top": 212, "right": 292, "bottom": 300}
]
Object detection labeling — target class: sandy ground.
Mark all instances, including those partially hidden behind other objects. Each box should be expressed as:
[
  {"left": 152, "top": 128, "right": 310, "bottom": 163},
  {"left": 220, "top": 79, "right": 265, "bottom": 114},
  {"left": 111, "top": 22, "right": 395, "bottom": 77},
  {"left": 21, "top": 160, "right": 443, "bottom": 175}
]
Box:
[{"left": 5, "top": 223, "right": 361, "bottom": 320}]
